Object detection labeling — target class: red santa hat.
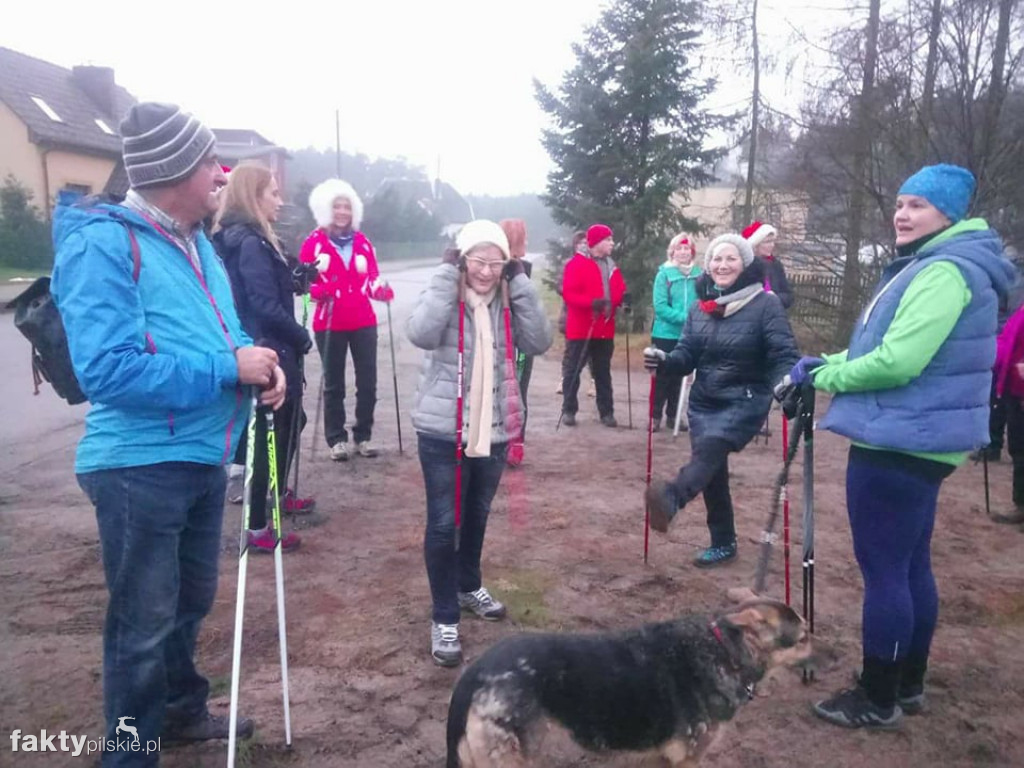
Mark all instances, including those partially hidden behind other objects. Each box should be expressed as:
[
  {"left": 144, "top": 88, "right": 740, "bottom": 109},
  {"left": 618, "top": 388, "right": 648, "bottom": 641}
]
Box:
[{"left": 742, "top": 221, "right": 777, "bottom": 249}]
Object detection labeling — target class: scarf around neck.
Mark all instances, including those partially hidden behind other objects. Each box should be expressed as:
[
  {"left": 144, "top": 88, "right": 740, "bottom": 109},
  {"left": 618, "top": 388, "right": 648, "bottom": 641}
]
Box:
[{"left": 464, "top": 286, "right": 498, "bottom": 457}]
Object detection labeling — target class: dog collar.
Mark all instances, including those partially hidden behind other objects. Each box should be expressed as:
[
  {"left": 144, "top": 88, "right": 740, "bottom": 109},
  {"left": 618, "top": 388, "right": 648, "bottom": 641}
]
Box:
[{"left": 710, "top": 622, "right": 756, "bottom": 700}]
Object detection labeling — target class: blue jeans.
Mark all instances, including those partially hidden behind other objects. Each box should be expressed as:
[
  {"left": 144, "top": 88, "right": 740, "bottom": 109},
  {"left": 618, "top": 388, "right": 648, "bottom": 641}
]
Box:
[
  {"left": 77, "top": 462, "right": 226, "bottom": 767},
  {"left": 418, "top": 435, "right": 507, "bottom": 624}
]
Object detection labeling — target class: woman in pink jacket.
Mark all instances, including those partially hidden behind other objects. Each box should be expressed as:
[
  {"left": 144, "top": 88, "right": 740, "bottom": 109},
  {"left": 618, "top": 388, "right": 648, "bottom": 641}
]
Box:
[
  {"left": 991, "top": 304, "right": 1024, "bottom": 523},
  {"left": 301, "top": 179, "right": 394, "bottom": 461}
]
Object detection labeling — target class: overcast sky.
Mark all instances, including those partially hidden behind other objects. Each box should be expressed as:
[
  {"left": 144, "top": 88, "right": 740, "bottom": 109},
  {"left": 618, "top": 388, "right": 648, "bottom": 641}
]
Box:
[{"left": 2, "top": 0, "right": 843, "bottom": 195}]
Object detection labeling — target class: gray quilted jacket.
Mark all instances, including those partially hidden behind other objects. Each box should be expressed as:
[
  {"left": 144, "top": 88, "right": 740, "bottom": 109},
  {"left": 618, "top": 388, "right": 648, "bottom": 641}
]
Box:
[{"left": 407, "top": 264, "right": 553, "bottom": 443}]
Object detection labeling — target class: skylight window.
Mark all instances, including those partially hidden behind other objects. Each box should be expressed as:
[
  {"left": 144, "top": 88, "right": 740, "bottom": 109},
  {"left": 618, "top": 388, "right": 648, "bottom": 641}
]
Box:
[
  {"left": 31, "top": 96, "right": 63, "bottom": 123},
  {"left": 95, "top": 118, "right": 114, "bottom": 135}
]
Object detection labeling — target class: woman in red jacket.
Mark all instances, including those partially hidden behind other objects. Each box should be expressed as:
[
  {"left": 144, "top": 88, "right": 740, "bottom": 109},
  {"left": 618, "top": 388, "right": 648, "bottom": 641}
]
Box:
[
  {"left": 301, "top": 179, "right": 394, "bottom": 461},
  {"left": 560, "top": 224, "right": 627, "bottom": 427}
]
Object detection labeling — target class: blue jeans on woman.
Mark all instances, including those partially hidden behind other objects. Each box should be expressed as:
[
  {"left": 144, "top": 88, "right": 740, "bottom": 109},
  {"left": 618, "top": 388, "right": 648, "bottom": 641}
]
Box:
[
  {"left": 77, "top": 462, "right": 226, "bottom": 767},
  {"left": 418, "top": 434, "right": 507, "bottom": 624}
]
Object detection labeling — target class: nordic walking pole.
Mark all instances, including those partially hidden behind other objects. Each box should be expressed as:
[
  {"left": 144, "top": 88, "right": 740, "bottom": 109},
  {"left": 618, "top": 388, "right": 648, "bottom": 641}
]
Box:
[
  {"left": 644, "top": 373, "right": 656, "bottom": 564},
  {"left": 556, "top": 317, "right": 596, "bottom": 431},
  {"left": 800, "top": 382, "right": 816, "bottom": 684},
  {"left": 311, "top": 293, "right": 337, "bottom": 461},
  {"left": 385, "top": 301, "right": 404, "bottom": 454},
  {"left": 983, "top": 452, "right": 991, "bottom": 517},
  {"left": 782, "top": 414, "right": 791, "bottom": 606},
  {"left": 673, "top": 375, "right": 689, "bottom": 438},
  {"left": 228, "top": 392, "right": 259, "bottom": 768},
  {"left": 263, "top": 403, "right": 293, "bottom": 746},
  {"left": 624, "top": 298, "right": 634, "bottom": 429},
  {"left": 454, "top": 269, "right": 467, "bottom": 551},
  {"left": 285, "top": 295, "right": 311, "bottom": 500}
]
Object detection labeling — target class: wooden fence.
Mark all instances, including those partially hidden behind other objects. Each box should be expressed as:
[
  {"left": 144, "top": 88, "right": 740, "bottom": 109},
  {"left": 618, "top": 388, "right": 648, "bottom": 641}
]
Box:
[{"left": 789, "top": 270, "right": 881, "bottom": 344}]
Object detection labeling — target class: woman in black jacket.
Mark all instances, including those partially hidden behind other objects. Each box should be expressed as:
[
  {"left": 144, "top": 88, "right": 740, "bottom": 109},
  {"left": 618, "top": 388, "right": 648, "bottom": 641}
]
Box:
[
  {"left": 213, "top": 162, "right": 314, "bottom": 552},
  {"left": 643, "top": 233, "right": 799, "bottom": 567}
]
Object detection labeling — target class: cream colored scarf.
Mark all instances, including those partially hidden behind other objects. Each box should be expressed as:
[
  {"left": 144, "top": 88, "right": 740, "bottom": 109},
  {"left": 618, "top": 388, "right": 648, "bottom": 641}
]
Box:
[{"left": 464, "top": 287, "right": 497, "bottom": 457}]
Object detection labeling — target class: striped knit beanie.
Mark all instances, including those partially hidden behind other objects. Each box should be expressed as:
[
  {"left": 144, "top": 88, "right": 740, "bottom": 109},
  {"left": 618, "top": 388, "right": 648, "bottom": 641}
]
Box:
[{"left": 119, "top": 102, "right": 216, "bottom": 189}]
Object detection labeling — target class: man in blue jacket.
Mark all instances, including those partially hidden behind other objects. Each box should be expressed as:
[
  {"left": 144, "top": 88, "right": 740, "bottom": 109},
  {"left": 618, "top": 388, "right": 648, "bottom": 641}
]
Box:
[{"left": 52, "top": 102, "right": 285, "bottom": 764}]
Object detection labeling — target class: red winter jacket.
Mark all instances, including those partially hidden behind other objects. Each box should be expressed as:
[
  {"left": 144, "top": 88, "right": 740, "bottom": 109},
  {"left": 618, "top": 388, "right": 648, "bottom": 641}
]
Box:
[
  {"left": 562, "top": 252, "right": 627, "bottom": 340},
  {"left": 299, "top": 229, "right": 394, "bottom": 332}
]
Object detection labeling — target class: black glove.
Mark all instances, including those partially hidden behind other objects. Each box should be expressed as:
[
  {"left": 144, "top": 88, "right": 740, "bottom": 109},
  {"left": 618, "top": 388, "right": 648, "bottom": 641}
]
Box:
[
  {"left": 503, "top": 259, "right": 525, "bottom": 281},
  {"left": 442, "top": 247, "right": 464, "bottom": 269},
  {"left": 290, "top": 261, "right": 319, "bottom": 295},
  {"left": 622, "top": 291, "right": 633, "bottom": 314},
  {"left": 592, "top": 297, "right": 612, "bottom": 314},
  {"left": 773, "top": 375, "right": 803, "bottom": 420},
  {"left": 300, "top": 331, "right": 313, "bottom": 356}
]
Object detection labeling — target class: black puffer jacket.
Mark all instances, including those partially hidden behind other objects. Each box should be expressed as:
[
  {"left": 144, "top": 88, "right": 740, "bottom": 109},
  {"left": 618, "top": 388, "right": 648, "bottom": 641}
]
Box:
[
  {"left": 759, "top": 256, "right": 794, "bottom": 309},
  {"left": 213, "top": 220, "right": 311, "bottom": 400},
  {"left": 664, "top": 281, "right": 799, "bottom": 450}
]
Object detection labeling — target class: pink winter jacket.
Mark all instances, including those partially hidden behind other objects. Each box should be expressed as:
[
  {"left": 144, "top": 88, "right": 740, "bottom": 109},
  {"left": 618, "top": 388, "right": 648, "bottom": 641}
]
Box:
[
  {"left": 299, "top": 229, "right": 394, "bottom": 333},
  {"left": 994, "top": 305, "right": 1024, "bottom": 399}
]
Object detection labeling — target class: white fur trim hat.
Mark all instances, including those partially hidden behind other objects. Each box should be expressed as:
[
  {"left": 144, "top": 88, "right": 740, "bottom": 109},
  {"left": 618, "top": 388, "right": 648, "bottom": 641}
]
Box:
[
  {"left": 308, "top": 179, "right": 364, "bottom": 230},
  {"left": 456, "top": 220, "right": 510, "bottom": 260},
  {"left": 704, "top": 233, "right": 755, "bottom": 270},
  {"left": 742, "top": 220, "right": 777, "bottom": 249}
]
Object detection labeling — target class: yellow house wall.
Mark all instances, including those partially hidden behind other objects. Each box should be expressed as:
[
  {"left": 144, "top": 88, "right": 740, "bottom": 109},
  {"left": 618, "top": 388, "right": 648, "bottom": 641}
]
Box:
[
  {"left": 0, "top": 100, "right": 46, "bottom": 207},
  {"left": 44, "top": 150, "right": 115, "bottom": 202}
]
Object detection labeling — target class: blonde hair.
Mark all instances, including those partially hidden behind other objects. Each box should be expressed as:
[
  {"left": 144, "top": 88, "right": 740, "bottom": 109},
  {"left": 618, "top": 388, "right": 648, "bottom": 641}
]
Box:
[
  {"left": 213, "top": 162, "right": 281, "bottom": 252},
  {"left": 667, "top": 232, "right": 696, "bottom": 259},
  {"left": 499, "top": 219, "right": 527, "bottom": 259}
]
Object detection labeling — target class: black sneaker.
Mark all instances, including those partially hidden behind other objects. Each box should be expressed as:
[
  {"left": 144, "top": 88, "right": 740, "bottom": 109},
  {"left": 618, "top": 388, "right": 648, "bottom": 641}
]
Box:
[
  {"left": 970, "top": 445, "right": 1001, "bottom": 463},
  {"left": 163, "top": 711, "right": 254, "bottom": 744},
  {"left": 813, "top": 687, "right": 903, "bottom": 729},
  {"left": 561, "top": 412, "right": 577, "bottom": 427},
  {"left": 600, "top": 414, "right": 618, "bottom": 428}
]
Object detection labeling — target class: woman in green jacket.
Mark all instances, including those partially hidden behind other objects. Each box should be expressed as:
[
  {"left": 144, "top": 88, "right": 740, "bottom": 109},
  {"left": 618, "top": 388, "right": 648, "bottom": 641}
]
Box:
[{"left": 650, "top": 233, "right": 701, "bottom": 430}]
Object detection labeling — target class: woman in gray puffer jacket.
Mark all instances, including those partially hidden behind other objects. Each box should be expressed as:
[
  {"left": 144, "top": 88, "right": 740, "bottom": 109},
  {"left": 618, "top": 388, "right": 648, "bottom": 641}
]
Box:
[
  {"left": 643, "top": 233, "right": 799, "bottom": 568},
  {"left": 407, "top": 220, "right": 552, "bottom": 668}
]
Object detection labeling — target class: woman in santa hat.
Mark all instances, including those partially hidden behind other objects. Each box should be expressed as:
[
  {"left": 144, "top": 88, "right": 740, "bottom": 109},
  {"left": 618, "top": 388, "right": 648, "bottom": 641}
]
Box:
[
  {"left": 742, "top": 220, "right": 794, "bottom": 309},
  {"left": 300, "top": 179, "right": 394, "bottom": 461}
]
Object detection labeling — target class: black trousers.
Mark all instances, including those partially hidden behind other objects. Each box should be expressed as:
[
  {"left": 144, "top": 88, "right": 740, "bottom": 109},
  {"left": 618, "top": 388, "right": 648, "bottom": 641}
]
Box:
[
  {"left": 652, "top": 337, "right": 683, "bottom": 423},
  {"left": 235, "top": 397, "right": 303, "bottom": 530},
  {"left": 1006, "top": 397, "right": 1024, "bottom": 505},
  {"left": 669, "top": 437, "right": 736, "bottom": 547},
  {"left": 561, "top": 338, "right": 614, "bottom": 418},
  {"left": 315, "top": 326, "right": 378, "bottom": 445}
]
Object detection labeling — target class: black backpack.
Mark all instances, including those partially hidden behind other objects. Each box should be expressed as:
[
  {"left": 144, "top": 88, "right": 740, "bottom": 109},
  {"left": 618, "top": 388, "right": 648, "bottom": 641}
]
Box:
[{"left": 9, "top": 214, "right": 140, "bottom": 405}]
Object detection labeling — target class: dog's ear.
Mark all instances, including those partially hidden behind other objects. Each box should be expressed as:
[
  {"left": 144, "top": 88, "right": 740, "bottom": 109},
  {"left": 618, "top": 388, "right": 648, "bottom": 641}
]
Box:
[{"left": 719, "top": 606, "right": 767, "bottom": 630}]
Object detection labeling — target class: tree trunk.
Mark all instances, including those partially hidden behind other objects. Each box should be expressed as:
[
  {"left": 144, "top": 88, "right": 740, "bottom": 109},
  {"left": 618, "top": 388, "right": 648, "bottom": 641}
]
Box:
[
  {"left": 978, "top": 0, "right": 1015, "bottom": 202},
  {"left": 837, "top": 0, "right": 881, "bottom": 345},
  {"left": 743, "top": 0, "right": 760, "bottom": 224},
  {"left": 918, "top": 0, "right": 943, "bottom": 164}
]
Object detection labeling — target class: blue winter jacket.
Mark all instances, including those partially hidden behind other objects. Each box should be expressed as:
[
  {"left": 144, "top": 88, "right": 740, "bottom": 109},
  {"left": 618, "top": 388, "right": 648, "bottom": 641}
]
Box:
[{"left": 51, "top": 202, "right": 252, "bottom": 473}]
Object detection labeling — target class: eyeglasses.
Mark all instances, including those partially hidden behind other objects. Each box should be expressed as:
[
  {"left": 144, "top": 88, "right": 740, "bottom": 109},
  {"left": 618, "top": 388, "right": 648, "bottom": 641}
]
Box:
[{"left": 466, "top": 257, "right": 504, "bottom": 273}]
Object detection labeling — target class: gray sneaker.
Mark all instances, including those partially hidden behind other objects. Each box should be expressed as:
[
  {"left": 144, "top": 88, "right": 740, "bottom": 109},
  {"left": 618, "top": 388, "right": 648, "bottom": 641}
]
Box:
[
  {"left": 431, "top": 622, "right": 462, "bottom": 667},
  {"left": 458, "top": 587, "right": 507, "bottom": 621},
  {"left": 330, "top": 442, "right": 350, "bottom": 462}
]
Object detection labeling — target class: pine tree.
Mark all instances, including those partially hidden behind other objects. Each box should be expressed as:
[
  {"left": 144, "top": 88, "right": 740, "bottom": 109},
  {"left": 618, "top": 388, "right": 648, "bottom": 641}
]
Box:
[{"left": 535, "top": 0, "right": 725, "bottom": 317}]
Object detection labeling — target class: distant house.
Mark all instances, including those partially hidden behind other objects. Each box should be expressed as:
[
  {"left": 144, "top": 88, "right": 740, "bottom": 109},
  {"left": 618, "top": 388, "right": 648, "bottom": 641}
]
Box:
[
  {"left": 213, "top": 128, "right": 289, "bottom": 192},
  {"left": 0, "top": 46, "right": 136, "bottom": 213}
]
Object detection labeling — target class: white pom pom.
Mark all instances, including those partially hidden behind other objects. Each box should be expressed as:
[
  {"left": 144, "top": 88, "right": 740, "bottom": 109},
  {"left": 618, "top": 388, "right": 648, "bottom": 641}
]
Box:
[
  {"left": 354, "top": 254, "right": 368, "bottom": 274},
  {"left": 313, "top": 244, "right": 330, "bottom": 273}
]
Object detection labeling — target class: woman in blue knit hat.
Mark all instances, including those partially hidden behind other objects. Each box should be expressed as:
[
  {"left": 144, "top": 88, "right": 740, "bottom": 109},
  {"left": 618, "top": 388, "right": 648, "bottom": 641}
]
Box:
[{"left": 789, "top": 164, "right": 1016, "bottom": 729}]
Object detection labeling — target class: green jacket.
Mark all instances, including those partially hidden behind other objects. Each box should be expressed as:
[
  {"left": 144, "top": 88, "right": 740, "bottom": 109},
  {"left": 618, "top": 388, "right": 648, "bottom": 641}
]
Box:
[{"left": 651, "top": 262, "right": 701, "bottom": 341}]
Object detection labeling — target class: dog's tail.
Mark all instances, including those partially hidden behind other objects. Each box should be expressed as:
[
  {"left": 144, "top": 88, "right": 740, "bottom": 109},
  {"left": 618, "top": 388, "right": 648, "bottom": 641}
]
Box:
[{"left": 446, "top": 670, "right": 476, "bottom": 768}]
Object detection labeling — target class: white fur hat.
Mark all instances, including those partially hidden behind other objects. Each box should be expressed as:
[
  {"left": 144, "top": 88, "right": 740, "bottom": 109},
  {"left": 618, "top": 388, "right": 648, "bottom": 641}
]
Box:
[
  {"left": 308, "top": 179, "right": 364, "bottom": 230},
  {"left": 704, "top": 233, "right": 755, "bottom": 270},
  {"left": 456, "top": 220, "right": 510, "bottom": 260}
]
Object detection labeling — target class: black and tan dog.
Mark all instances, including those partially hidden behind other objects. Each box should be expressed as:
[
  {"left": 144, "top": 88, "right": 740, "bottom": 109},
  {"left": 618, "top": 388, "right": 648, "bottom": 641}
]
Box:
[{"left": 446, "top": 598, "right": 827, "bottom": 767}]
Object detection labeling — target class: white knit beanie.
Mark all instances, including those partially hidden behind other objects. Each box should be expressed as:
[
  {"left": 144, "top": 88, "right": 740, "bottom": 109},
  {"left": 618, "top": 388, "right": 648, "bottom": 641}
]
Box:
[{"left": 704, "top": 233, "right": 755, "bottom": 270}]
